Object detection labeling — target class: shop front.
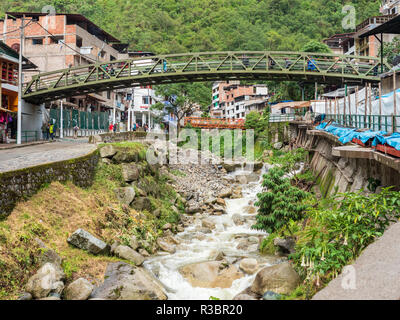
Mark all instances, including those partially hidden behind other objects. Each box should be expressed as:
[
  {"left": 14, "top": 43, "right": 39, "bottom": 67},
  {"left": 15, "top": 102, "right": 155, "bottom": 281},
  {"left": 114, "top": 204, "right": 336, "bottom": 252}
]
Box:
[{"left": 0, "top": 87, "right": 18, "bottom": 144}]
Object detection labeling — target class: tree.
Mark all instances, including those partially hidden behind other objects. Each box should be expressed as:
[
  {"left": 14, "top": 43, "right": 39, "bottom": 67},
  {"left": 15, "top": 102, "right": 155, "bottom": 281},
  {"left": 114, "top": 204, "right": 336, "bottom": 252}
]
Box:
[
  {"left": 302, "top": 40, "right": 332, "bottom": 53},
  {"left": 380, "top": 36, "right": 400, "bottom": 65},
  {"left": 152, "top": 83, "right": 210, "bottom": 132}
]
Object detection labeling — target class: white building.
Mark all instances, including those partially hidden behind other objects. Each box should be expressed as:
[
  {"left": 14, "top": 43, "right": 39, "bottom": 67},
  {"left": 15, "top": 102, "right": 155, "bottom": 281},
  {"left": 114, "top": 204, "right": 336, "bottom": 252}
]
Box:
[{"left": 125, "top": 85, "right": 162, "bottom": 131}]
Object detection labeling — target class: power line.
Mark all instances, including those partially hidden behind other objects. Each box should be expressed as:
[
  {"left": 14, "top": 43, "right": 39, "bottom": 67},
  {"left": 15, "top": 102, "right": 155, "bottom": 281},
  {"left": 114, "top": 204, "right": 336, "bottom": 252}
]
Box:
[
  {"left": 0, "top": 19, "right": 35, "bottom": 36},
  {"left": 34, "top": 21, "right": 98, "bottom": 63}
]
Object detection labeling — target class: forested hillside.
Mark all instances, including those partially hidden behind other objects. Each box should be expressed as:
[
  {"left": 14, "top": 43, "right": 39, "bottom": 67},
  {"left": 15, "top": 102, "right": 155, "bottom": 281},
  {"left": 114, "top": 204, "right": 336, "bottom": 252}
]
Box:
[{"left": 1, "top": 0, "right": 380, "bottom": 53}]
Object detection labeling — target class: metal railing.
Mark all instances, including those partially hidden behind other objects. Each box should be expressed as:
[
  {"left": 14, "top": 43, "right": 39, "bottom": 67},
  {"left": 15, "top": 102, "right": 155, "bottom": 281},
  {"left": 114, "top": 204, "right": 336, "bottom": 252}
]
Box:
[
  {"left": 325, "top": 114, "right": 400, "bottom": 133},
  {"left": 18, "top": 130, "right": 39, "bottom": 143},
  {"left": 22, "top": 51, "right": 391, "bottom": 104},
  {"left": 269, "top": 114, "right": 296, "bottom": 123}
]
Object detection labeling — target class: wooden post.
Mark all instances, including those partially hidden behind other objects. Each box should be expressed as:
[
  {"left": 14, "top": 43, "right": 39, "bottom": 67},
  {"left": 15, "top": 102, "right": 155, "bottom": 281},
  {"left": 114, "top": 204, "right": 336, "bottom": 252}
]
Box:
[
  {"left": 325, "top": 98, "right": 327, "bottom": 115},
  {"left": 329, "top": 99, "right": 332, "bottom": 115},
  {"left": 355, "top": 86, "right": 359, "bottom": 127},
  {"left": 364, "top": 84, "right": 368, "bottom": 128},
  {"left": 315, "top": 82, "right": 318, "bottom": 101},
  {"left": 379, "top": 83, "right": 382, "bottom": 130},
  {"left": 348, "top": 87, "right": 352, "bottom": 125},
  {"left": 394, "top": 71, "right": 397, "bottom": 133},
  {"left": 335, "top": 98, "right": 337, "bottom": 121},
  {"left": 343, "top": 88, "right": 347, "bottom": 125}
]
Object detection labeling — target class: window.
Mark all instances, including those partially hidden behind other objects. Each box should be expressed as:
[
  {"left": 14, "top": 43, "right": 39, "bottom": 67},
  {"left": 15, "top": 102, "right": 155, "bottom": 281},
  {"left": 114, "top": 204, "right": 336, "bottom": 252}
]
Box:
[
  {"left": 32, "top": 38, "right": 43, "bottom": 45},
  {"left": 142, "top": 96, "right": 151, "bottom": 104},
  {"left": 107, "top": 91, "right": 111, "bottom": 99},
  {"left": 76, "top": 36, "right": 83, "bottom": 48},
  {"left": 50, "top": 36, "right": 64, "bottom": 45}
]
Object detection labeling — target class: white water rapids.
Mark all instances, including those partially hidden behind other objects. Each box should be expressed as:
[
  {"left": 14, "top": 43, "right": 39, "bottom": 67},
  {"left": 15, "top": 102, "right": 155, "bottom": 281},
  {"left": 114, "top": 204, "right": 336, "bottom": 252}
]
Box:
[{"left": 143, "top": 166, "right": 272, "bottom": 300}]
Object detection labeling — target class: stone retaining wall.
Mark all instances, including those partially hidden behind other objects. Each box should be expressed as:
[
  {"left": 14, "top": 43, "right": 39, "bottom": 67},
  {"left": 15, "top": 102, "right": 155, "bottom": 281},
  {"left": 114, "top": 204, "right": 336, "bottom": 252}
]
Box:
[
  {"left": 0, "top": 149, "right": 99, "bottom": 218},
  {"left": 89, "top": 132, "right": 168, "bottom": 144},
  {"left": 291, "top": 122, "right": 400, "bottom": 197}
]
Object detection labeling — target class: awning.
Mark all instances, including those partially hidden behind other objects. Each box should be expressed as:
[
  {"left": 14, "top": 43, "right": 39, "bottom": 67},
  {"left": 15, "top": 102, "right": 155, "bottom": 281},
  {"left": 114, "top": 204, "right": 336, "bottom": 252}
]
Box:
[
  {"left": 88, "top": 93, "right": 108, "bottom": 102},
  {"left": 271, "top": 101, "right": 311, "bottom": 110},
  {"left": 53, "top": 100, "right": 79, "bottom": 108},
  {"left": 0, "top": 106, "right": 15, "bottom": 113}
]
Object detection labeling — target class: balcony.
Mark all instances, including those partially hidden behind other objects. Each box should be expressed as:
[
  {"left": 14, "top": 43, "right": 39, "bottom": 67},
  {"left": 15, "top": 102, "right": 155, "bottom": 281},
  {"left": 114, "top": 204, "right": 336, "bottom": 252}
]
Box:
[{"left": 356, "top": 14, "right": 397, "bottom": 33}]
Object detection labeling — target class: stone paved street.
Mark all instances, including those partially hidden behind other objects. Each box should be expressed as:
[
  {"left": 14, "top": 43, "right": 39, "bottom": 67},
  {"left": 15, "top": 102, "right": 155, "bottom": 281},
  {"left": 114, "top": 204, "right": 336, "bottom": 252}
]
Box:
[{"left": 0, "top": 140, "right": 97, "bottom": 173}]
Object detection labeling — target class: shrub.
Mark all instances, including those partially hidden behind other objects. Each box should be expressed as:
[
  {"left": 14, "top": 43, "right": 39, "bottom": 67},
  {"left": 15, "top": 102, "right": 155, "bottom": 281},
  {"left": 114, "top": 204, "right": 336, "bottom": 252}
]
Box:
[
  {"left": 292, "top": 187, "right": 400, "bottom": 285},
  {"left": 253, "top": 167, "right": 309, "bottom": 233}
]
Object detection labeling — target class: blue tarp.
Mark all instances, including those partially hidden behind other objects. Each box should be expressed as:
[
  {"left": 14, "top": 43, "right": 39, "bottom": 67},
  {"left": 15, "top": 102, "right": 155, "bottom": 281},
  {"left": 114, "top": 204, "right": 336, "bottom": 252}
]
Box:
[
  {"left": 316, "top": 122, "right": 391, "bottom": 147},
  {"left": 372, "top": 133, "right": 400, "bottom": 151}
]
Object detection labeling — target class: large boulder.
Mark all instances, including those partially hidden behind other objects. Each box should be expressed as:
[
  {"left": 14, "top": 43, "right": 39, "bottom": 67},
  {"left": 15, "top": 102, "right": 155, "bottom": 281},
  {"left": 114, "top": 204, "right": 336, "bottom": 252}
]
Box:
[
  {"left": 218, "top": 188, "right": 233, "bottom": 199},
  {"left": 122, "top": 163, "right": 140, "bottom": 182},
  {"left": 223, "top": 162, "right": 239, "bottom": 173},
  {"left": 64, "top": 278, "right": 94, "bottom": 300},
  {"left": 100, "top": 145, "right": 117, "bottom": 158},
  {"left": 185, "top": 205, "right": 201, "bottom": 214},
  {"left": 201, "top": 218, "right": 216, "bottom": 230},
  {"left": 129, "top": 235, "right": 139, "bottom": 251},
  {"left": 156, "top": 238, "right": 176, "bottom": 254},
  {"left": 34, "top": 238, "right": 62, "bottom": 267},
  {"left": 113, "top": 150, "right": 140, "bottom": 163},
  {"left": 25, "top": 263, "right": 65, "bottom": 299},
  {"left": 239, "top": 258, "right": 258, "bottom": 275},
  {"left": 273, "top": 237, "right": 296, "bottom": 255},
  {"left": 249, "top": 262, "right": 300, "bottom": 295},
  {"left": 232, "top": 214, "right": 246, "bottom": 226},
  {"left": 114, "top": 187, "right": 135, "bottom": 205},
  {"left": 113, "top": 245, "right": 145, "bottom": 266},
  {"left": 131, "top": 197, "right": 153, "bottom": 212},
  {"left": 90, "top": 262, "right": 167, "bottom": 300},
  {"left": 179, "top": 261, "right": 243, "bottom": 289},
  {"left": 67, "top": 229, "right": 109, "bottom": 255},
  {"left": 273, "top": 142, "right": 283, "bottom": 150}
]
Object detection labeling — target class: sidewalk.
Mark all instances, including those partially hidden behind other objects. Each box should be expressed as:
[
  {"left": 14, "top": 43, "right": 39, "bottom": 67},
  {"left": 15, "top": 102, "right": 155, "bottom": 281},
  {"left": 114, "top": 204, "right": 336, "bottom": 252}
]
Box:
[
  {"left": 313, "top": 221, "right": 400, "bottom": 300},
  {"left": 0, "top": 140, "right": 53, "bottom": 150},
  {"left": 0, "top": 141, "right": 96, "bottom": 173}
]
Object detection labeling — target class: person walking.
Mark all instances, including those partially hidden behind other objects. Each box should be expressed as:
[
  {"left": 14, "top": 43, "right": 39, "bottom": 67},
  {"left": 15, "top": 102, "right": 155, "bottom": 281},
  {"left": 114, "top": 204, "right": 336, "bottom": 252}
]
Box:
[
  {"left": 133, "top": 122, "right": 137, "bottom": 132},
  {"left": 73, "top": 124, "right": 79, "bottom": 139},
  {"left": 109, "top": 123, "right": 114, "bottom": 132},
  {"left": 41, "top": 122, "right": 48, "bottom": 141},
  {"left": 46, "top": 123, "right": 50, "bottom": 141},
  {"left": 49, "top": 123, "right": 55, "bottom": 141},
  {"left": 113, "top": 122, "right": 117, "bottom": 133}
]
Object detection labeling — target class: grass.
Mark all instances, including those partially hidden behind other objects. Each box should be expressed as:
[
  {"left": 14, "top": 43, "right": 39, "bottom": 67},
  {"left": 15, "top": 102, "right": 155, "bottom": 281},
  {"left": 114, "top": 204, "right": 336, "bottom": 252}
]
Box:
[{"left": 0, "top": 142, "right": 184, "bottom": 300}]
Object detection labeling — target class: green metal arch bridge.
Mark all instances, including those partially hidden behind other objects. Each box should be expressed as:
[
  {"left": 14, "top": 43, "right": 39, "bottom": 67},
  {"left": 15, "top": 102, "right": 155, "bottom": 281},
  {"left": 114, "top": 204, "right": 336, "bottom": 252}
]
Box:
[{"left": 22, "top": 51, "right": 391, "bottom": 104}]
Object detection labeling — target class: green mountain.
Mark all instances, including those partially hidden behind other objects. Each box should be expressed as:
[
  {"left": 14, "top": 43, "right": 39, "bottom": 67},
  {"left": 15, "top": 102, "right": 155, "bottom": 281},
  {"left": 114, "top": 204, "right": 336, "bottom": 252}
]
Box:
[{"left": 1, "top": 0, "right": 381, "bottom": 53}]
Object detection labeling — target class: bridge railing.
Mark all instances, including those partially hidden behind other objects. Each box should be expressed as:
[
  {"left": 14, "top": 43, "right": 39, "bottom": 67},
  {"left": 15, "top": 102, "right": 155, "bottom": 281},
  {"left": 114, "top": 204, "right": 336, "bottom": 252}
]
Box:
[{"left": 23, "top": 51, "right": 391, "bottom": 103}]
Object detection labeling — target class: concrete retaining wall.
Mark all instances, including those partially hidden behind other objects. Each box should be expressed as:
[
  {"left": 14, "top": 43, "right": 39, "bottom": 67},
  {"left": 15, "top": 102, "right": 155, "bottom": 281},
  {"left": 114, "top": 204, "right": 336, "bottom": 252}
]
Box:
[
  {"left": 0, "top": 149, "right": 99, "bottom": 218},
  {"left": 291, "top": 122, "right": 400, "bottom": 197}
]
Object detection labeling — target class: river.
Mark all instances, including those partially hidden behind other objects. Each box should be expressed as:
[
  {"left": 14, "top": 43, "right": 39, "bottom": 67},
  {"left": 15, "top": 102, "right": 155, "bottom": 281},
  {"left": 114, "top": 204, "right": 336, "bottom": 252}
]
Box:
[{"left": 143, "top": 166, "right": 272, "bottom": 300}]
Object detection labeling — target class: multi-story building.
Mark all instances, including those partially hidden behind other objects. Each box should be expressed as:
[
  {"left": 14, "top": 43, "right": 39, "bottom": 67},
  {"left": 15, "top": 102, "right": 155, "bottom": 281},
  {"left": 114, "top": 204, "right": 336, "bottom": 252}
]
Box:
[
  {"left": 354, "top": 14, "right": 397, "bottom": 57},
  {"left": 323, "top": 33, "right": 355, "bottom": 55},
  {"left": 0, "top": 41, "right": 36, "bottom": 143},
  {"left": 211, "top": 81, "right": 269, "bottom": 120},
  {"left": 381, "top": 0, "right": 400, "bottom": 15},
  {"left": 0, "top": 12, "right": 129, "bottom": 128}
]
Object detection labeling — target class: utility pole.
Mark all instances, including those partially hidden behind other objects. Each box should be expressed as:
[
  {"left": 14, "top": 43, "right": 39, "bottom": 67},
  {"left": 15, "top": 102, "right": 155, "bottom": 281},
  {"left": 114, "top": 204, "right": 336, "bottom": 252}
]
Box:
[
  {"left": 17, "top": 16, "right": 24, "bottom": 145},
  {"left": 60, "top": 100, "right": 64, "bottom": 139}
]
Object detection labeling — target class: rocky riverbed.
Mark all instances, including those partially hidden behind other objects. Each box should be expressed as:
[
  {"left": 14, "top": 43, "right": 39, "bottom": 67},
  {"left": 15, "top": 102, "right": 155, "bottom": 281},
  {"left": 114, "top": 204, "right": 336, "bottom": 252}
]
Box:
[{"left": 18, "top": 143, "right": 300, "bottom": 300}]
